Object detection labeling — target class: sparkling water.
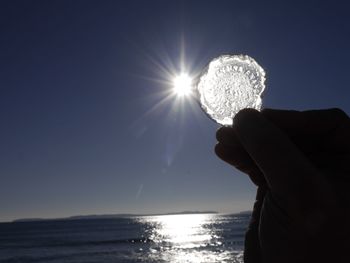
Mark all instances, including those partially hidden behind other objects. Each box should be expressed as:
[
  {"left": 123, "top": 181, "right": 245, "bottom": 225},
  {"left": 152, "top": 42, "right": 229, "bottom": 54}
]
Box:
[{"left": 0, "top": 213, "right": 250, "bottom": 263}]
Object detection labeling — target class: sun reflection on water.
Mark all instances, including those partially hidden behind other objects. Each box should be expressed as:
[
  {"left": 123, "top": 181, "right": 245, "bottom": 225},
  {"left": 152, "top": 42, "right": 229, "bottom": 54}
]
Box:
[
  {"left": 135, "top": 213, "right": 245, "bottom": 263},
  {"left": 148, "top": 214, "right": 213, "bottom": 248}
]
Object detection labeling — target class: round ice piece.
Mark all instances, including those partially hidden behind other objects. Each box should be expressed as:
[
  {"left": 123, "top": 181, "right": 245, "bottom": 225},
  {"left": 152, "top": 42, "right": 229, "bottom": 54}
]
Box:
[{"left": 196, "top": 55, "right": 266, "bottom": 126}]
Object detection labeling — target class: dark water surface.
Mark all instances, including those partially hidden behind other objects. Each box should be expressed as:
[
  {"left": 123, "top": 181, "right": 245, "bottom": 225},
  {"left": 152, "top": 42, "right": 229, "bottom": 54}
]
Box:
[{"left": 0, "top": 213, "right": 249, "bottom": 263}]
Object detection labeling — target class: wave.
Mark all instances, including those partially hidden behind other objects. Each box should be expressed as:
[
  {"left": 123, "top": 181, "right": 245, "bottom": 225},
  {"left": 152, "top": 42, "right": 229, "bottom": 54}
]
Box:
[
  {"left": 0, "top": 249, "right": 138, "bottom": 263},
  {"left": 0, "top": 237, "right": 154, "bottom": 249}
]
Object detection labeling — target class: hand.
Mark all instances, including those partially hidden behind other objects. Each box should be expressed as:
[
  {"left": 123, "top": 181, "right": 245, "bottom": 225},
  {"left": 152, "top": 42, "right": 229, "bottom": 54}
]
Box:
[{"left": 215, "top": 108, "right": 350, "bottom": 263}]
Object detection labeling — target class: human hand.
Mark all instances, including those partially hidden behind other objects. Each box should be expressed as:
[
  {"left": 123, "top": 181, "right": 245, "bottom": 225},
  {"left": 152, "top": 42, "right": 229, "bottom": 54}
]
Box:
[{"left": 215, "top": 108, "right": 350, "bottom": 263}]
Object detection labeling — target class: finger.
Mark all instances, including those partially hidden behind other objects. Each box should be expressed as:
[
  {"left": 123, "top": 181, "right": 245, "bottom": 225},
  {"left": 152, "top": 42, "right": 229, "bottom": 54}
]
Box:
[
  {"left": 244, "top": 186, "right": 266, "bottom": 263},
  {"left": 261, "top": 108, "right": 349, "bottom": 136},
  {"left": 216, "top": 127, "right": 257, "bottom": 173},
  {"left": 233, "top": 109, "right": 326, "bottom": 204},
  {"left": 261, "top": 108, "right": 350, "bottom": 152},
  {"left": 215, "top": 142, "right": 265, "bottom": 186},
  {"left": 216, "top": 127, "right": 266, "bottom": 185}
]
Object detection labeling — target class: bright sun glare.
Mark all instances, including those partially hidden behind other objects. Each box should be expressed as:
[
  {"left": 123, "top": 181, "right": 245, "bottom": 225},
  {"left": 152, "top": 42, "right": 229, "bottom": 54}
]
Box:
[{"left": 173, "top": 73, "right": 192, "bottom": 96}]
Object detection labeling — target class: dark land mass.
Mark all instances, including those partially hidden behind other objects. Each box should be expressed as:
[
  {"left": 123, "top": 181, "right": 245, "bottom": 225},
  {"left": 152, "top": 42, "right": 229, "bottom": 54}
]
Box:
[{"left": 11, "top": 211, "right": 222, "bottom": 223}]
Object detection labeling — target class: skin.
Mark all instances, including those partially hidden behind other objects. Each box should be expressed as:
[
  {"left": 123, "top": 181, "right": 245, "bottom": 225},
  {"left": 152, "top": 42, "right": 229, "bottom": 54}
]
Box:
[{"left": 215, "top": 108, "right": 350, "bottom": 263}]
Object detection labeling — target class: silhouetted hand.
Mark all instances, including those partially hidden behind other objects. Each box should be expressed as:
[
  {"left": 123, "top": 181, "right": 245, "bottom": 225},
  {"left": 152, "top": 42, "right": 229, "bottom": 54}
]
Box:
[{"left": 215, "top": 108, "right": 350, "bottom": 263}]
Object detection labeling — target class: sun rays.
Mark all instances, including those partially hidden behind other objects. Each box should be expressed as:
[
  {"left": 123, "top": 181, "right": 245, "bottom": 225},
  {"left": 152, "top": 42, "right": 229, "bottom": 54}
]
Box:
[{"left": 128, "top": 36, "right": 210, "bottom": 167}]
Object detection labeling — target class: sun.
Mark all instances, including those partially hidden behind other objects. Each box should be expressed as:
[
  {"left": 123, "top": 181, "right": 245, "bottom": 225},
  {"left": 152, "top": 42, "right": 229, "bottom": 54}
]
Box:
[{"left": 173, "top": 73, "right": 192, "bottom": 96}]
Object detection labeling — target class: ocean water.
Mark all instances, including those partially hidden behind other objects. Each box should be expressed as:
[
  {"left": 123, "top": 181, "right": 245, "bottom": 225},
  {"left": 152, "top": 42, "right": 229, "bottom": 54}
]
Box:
[{"left": 0, "top": 213, "right": 249, "bottom": 263}]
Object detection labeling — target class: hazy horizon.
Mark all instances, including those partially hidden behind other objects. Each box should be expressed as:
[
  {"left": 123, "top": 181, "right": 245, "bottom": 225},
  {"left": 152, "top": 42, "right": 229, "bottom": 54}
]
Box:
[{"left": 3, "top": 209, "right": 253, "bottom": 223}]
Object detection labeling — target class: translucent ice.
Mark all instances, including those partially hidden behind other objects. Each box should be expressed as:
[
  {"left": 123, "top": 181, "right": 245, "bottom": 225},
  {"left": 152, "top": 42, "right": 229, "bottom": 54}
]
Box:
[{"left": 196, "top": 55, "right": 266, "bottom": 126}]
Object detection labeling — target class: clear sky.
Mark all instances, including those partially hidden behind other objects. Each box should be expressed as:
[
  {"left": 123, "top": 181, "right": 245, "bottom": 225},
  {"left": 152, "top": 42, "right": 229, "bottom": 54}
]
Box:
[{"left": 1, "top": 0, "right": 350, "bottom": 222}]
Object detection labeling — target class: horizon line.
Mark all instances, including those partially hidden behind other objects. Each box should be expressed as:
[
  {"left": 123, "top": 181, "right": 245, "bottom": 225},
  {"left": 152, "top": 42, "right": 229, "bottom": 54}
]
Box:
[{"left": 1, "top": 210, "right": 252, "bottom": 224}]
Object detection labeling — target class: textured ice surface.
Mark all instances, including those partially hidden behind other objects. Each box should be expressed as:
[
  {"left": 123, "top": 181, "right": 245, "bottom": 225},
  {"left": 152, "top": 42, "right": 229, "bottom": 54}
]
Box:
[{"left": 196, "top": 55, "right": 266, "bottom": 126}]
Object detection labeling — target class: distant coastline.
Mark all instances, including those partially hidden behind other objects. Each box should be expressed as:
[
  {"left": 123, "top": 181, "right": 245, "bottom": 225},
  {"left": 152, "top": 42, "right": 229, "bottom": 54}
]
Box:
[{"left": 11, "top": 211, "right": 224, "bottom": 223}]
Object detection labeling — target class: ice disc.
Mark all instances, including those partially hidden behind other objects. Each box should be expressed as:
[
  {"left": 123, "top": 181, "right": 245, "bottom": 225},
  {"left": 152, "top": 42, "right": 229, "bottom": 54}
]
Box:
[{"left": 196, "top": 55, "right": 266, "bottom": 126}]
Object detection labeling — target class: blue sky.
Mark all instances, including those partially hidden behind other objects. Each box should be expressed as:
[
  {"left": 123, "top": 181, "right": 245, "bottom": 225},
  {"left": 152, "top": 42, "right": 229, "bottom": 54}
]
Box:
[{"left": 1, "top": 0, "right": 350, "bottom": 222}]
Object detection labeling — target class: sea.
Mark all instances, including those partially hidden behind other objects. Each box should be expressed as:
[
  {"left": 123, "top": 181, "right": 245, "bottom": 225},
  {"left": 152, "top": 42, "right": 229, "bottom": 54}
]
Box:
[{"left": 0, "top": 213, "right": 250, "bottom": 263}]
